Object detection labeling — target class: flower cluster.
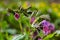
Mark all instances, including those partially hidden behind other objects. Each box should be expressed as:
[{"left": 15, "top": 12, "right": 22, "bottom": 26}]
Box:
[{"left": 40, "top": 20, "right": 55, "bottom": 35}]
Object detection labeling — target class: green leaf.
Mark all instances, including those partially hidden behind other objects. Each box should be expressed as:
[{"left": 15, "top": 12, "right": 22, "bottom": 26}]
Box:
[
  {"left": 0, "top": 32, "right": 4, "bottom": 40},
  {"left": 20, "top": 13, "right": 31, "bottom": 27},
  {"left": 43, "top": 32, "right": 56, "bottom": 40},
  {"left": 12, "top": 34, "right": 26, "bottom": 40},
  {"left": 0, "top": 21, "right": 8, "bottom": 29}
]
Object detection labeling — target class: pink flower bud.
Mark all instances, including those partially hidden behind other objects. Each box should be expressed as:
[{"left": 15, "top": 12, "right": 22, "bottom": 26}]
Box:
[{"left": 14, "top": 13, "right": 20, "bottom": 20}]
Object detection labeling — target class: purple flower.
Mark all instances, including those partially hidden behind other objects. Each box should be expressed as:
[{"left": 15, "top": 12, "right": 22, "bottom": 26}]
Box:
[
  {"left": 49, "top": 23, "right": 55, "bottom": 32},
  {"left": 40, "top": 20, "right": 55, "bottom": 35},
  {"left": 35, "top": 36, "right": 42, "bottom": 40},
  {"left": 33, "top": 30, "right": 38, "bottom": 38},
  {"left": 30, "top": 17, "right": 35, "bottom": 24},
  {"left": 43, "top": 26, "right": 51, "bottom": 35},
  {"left": 40, "top": 20, "right": 50, "bottom": 27},
  {"left": 38, "top": 38, "right": 42, "bottom": 40},
  {"left": 14, "top": 13, "right": 20, "bottom": 20}
]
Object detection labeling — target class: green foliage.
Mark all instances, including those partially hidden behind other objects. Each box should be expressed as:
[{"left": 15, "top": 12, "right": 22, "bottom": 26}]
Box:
[{"left": 43, "top": 32, "right": 56, "bottom": 40}]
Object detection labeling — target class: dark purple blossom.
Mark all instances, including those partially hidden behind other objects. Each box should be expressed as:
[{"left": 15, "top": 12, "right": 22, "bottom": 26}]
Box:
[
  {"left": 33, "top": 30, "right": 38, "bottom": 38},
  {"left": 35, "top": 36, "right": 42, "bottom": 40},
  {"left": 38, "top": 38, "right": 42, "bottom": 40},
  {"left": 30, "top": 17, "right": 35, "bottom": 24},
  {"left": 49, "top": 24, "right": 55, "bottom": 32},
  {"left": 14, "top": 13, "right": 20, "bottom": 20}
]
